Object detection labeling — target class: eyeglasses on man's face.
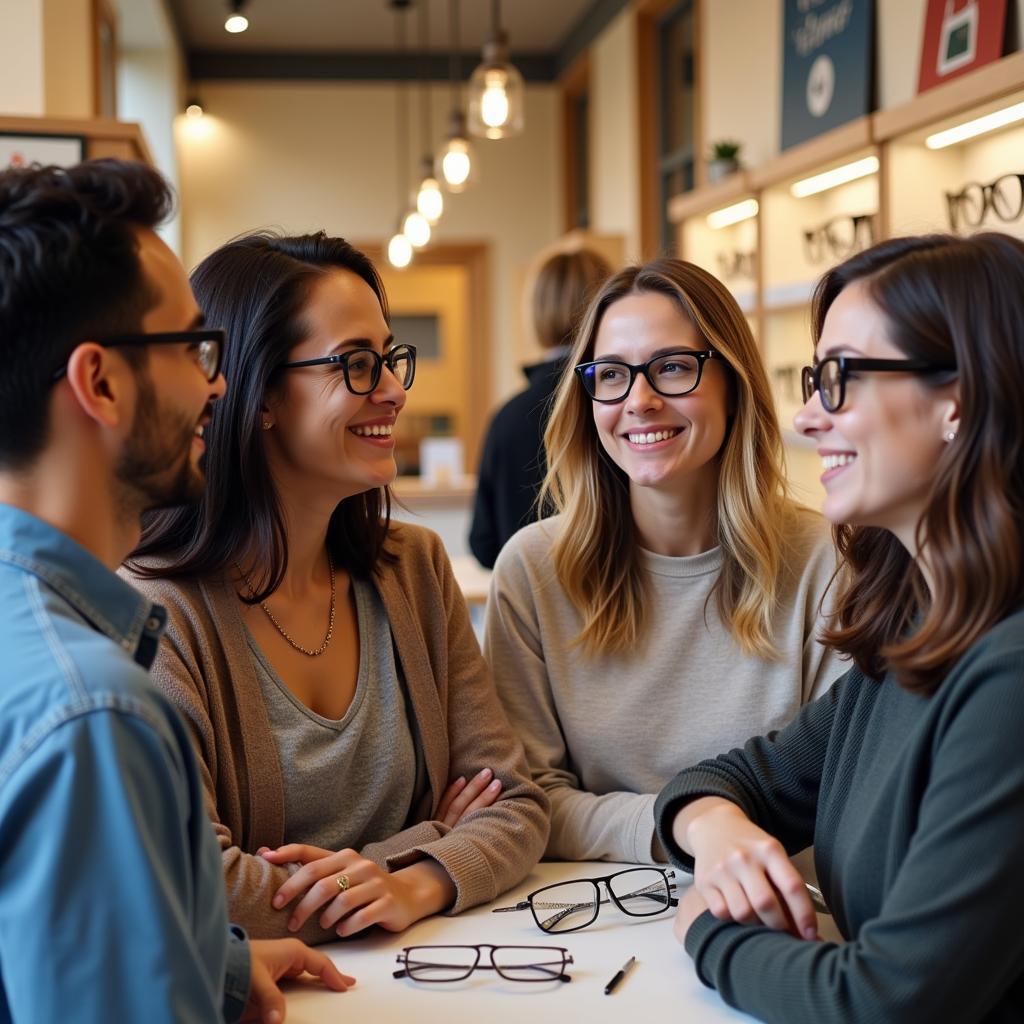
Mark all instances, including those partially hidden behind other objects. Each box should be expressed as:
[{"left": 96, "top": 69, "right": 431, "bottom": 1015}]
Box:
[
  {"left": 394, "top": 944, "right": 573, "bottom": 983},
  {"left": 493, "top": 867, "right": 678, "bottom": 934},
  {"left": 52, "top": 328, "right": 225, "bottom": 383},
  {"left": 575, "top": 350, "right": 719, "bottom": 404},
  {"left": 800, "top": 356, "right": 956, "bottom": 413},
  {"left": 278, "top": 343, "right": 417, "bottom": 395}
]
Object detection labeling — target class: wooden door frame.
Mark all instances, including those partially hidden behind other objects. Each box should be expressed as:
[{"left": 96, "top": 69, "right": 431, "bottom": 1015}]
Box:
[{"left": 357, "top": 241, "right": 491, "bottom": 473}]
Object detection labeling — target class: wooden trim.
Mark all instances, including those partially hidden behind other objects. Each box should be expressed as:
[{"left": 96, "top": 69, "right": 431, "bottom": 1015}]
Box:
[
  {"left": 667, "top": 170, "right": 755, "bottom": 222},
  {"left": 559, "top": 51, "right": 591, "bottom": 234},
  {"left": 357, "top": 241, "right": 491, "bottom": 473},
  {"left": 0, "top": 114, "right": 153, "bottom": 165},
  {"left": 92, "top": 0, "right": 119, "bottom": 118},
  {"left": 634, "top": 2, "right": 669, "bottom": 258},
  {"left": 873, "top": 51, "right": 1024, "bottom": 142},
  {"left": 749, "top": 116, "right": 874, "bottom": 190},
  {"left": 692, "top": 0, "right": 705, "bottom": 190}
]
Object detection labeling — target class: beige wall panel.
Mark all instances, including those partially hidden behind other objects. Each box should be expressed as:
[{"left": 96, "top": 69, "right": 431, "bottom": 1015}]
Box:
[
  {"left": 42, "top": 0, "right": 93, "bottom": 117},
  {"left": 590, "top": 7, "right": 640, "bottom": 260},
  {"left": 177, "top": 81, "right": 561, "bottom": 404},
  {"left": 0, "top": 0, "right": 45, "bottom": 116}
]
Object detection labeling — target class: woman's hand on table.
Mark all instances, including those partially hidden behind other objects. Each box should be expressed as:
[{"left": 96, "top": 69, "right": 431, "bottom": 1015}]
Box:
[
  {"left": 243, "top": 937, "right": 354, "bottom": 1023},
  {"left": 681, "top": 799, "right": 818, "bottom": 940},
  {"left": 260, "top": 846, "right": 456, "bottom": 937},
  {"left": 436, "top": 767, "right": 502, "bottom": 827}
]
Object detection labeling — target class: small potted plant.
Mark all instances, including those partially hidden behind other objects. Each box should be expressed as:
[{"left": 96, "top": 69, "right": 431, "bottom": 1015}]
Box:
[{"left": 706, "top": 139, "right": 742, "bottom": 184}]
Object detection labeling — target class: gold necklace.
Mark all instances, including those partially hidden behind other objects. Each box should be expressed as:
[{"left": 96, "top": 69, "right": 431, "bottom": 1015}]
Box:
[{"left": 237, "top": 552, "right": 336, "bottom": 657}]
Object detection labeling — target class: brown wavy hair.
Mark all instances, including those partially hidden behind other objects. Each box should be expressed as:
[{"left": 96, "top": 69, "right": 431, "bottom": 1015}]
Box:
[
  {"left": 815, "top": 233, "right": 1024, "bottom": 693},
  {"left": 541, "top": 257, "right": 803, "bottom": 658}
]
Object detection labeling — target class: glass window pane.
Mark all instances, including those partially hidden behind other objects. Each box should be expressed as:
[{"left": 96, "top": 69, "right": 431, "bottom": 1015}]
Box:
[{"left": 390, "top": 314, "right": 440, "bottom": 360}]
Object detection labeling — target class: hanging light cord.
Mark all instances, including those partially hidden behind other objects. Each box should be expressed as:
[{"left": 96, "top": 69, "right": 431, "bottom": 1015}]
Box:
[
  {"left": 395, "top": 4, "right": 409, "bottom": 209},
  {"left": 448, "top": 0, "right": 461, "bottom": 109},
  {"left": 419, "top": 0, "right": 432, "bottom": 153}
]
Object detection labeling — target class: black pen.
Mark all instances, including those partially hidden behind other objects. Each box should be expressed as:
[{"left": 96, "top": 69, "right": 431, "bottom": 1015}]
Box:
[{"left": 604, "top": 955, "right": 636, "bottom": 995}]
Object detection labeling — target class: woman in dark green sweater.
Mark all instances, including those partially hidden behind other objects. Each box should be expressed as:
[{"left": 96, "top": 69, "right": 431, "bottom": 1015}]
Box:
[{"left": 655, "top": 232, "right": 1024, "bottom": 1023}]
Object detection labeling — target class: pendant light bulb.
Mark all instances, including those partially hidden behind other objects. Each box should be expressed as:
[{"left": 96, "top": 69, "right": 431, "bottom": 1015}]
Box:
[
  {"left": 403, "top": 209, "right": 431, "bottom": 249},
  {"left": 388, "top": 231, "right": 413, "bottom": 269},
  {"left": 467, "top": 12, "right": 524, "bottom": 140},
  {"left": 224, "top": 1, "right": 249, "bottom": 33},
  {"left": 436, "top": 110, "right": 475, "bottom": 192},
  {"left": 416, "top": 157, "right": 444, "bottom": 224}
]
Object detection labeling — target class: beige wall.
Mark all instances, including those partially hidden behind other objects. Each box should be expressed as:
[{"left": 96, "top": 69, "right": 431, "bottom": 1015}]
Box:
[
  {"left": 0, "top": 0, "right": 45, "bottom": 115},
  {"left": 177, "top": 81, "right": 561, "bottom": 400},
  {"left": 42, "top": 0, "right": 93, "bottom": 117},
  {"left": 590, "top": 6, "right": 641, "bottom": 261}
]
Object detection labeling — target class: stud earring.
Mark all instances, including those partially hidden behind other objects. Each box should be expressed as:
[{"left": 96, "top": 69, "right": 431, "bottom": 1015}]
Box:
[
  {"left": 262, "top": 420, "right": 272, "bottom": 430},
  {"left": 944, "top": 431, "right": 956, "bottom": 443}
]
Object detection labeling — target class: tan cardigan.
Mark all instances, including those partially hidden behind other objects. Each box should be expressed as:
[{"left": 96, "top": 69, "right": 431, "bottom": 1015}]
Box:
[{"left": 124, "top": 523, "right": 549, "bottom": 944}]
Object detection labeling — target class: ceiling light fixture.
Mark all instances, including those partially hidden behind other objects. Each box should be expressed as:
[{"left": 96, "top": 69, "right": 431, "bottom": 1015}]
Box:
[
  {"left": 184, "top": 98, "right": 204, "bottom": 119},
  {"left": 925, "top": 100, "right": 1024, "bottom": 149},
  {"left": 224, "top": 0, "right": 249, "bottom": 33},
  {"left": 706, "top": 198, "right": 759, "bottom": 230},
  {"left": 436, "top": 0, "right": 475, "bottom": 191},
  {"left": 414, "top": 0, "right": 444, "bottom": 225},
  {"left": 467, "top": 0, "right": 524, "bottom": 139},
  {"left": 790, "top": 156, "right": 879, "bottom": 198},
  {"left": 388, "top": 0, "right": 416, "bottom": 267}
]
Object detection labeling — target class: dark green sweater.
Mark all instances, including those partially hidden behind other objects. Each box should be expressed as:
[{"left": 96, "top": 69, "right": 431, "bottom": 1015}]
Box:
[{"left": 655, "top": 607, "right": 1024, "bottom": 1024}]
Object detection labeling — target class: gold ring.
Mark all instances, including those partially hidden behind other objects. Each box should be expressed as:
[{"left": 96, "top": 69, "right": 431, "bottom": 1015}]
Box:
[{"left": 336, "top": 873, "right": 350, "bottom": 892}]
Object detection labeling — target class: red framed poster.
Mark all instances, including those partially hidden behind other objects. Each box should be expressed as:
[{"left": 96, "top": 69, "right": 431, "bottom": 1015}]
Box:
[{"left": 918, "top": 0, "right": 1008, "bottom": 93}]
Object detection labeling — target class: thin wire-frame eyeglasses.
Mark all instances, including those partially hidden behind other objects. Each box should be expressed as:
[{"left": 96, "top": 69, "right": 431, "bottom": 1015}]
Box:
[
  {"left": 393, "top": 944, "right": 573, "bottom": 983},
  {"left": 575, "top": 350, "right": 719, "bottom": 404},
  {"left": 493, "top": 867, "right": 678, "bottom": 934},
  {"left": 51, "top": 328, "right": 225, "bottom": 383},
  {"left": 801, "top": 356, "right": 956, "bottom": 413},
  {"left": 278, "top": 343, "right": 417, "bottom": 395}
]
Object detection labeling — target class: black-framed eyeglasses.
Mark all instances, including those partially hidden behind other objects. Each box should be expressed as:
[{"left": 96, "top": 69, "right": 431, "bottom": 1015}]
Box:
[
  {"left": 802, "top": 213, "right": 876, "bottom": 264},
  {"left": 52, "top": 328, "right": 225, "bottom": 383},
  {"left": 945, "top": 173, "right": 1024, "bottom": 233},
  {"left": 801, "top": 356, "right": 956, "bottom": 413},
  {"left": 278, "top": 343, "right": 417, "bottom": 395},
  {"left": 575, "top": 350, "right": 719, "bottom": 404},
  {"left": 394, "top": 944, "right": 573, "bottom": 984},
  {"left": 493, "top": 867, "right": 678, "bottom": 934}
]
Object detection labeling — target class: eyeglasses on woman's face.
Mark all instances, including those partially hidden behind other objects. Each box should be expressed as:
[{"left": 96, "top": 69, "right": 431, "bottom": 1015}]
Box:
[
  {"left": 575, "top": 350, "right": 719, "bottom": 404},
  {"left": 278, "top": 343, "right": 417, "bottom": 396},
  {"left": 52, "top": 328, "right": 226, "bottom": 383},
  {"left": 800, "top": 355, "right": 956, "bottom": 413},
  {"left": 493, "top": 867, "right": 678, "bottom": 934}
]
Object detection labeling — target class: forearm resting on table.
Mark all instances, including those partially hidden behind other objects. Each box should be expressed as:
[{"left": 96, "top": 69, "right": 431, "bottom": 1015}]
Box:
[
  {"left": 672, "top": 796, "right": 747, "bottom": 855},
  {"left": 394, "top": 858, "right": 457, "bottom": 917}
]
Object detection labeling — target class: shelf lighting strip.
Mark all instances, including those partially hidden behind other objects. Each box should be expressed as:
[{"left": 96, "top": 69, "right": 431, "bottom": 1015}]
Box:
[
  {"left": 790, "top": 156, "right": 879, "bottom": 198},
  {"left": 706, "top": 198, "right": 759, "bottom": 230},
  {"left": 925, "top": 100, "right": 1024, "bottom": 150}
]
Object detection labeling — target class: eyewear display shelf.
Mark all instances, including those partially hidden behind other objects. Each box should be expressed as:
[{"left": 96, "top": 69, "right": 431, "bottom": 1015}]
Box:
[
  {"left": 283, "top": 861, "right": 765, "bottom": 1023},
  {"left": 669, "top": 51, "right": 1024, "bottom": 507}
]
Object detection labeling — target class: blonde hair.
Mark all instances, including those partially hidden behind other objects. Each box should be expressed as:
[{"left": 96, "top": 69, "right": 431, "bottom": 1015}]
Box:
[
  {"left": 532, "top": 249, "right": 613, "bottom": 350},
  {"left": 542, "top": 257, "right": 799, "bottom": 659}
]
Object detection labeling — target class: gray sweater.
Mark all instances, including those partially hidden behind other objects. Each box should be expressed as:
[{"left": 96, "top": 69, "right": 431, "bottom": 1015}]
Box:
[
  {"left": 655, "top": 606, "right": 1024, "bottom": 1024},
  {"left": 485, "top": 510, "right": 846, "bottom": 862}
]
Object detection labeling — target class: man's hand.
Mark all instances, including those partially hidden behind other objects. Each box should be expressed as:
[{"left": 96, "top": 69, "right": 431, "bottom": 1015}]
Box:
[{"left": 242, "top": 937, "right": 353, "bottom": 1024}]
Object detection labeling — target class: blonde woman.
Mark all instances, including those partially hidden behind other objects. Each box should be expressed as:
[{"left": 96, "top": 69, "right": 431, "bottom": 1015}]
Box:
[{"left": 485, "top": 258, "right": 845, "bottom": 862}]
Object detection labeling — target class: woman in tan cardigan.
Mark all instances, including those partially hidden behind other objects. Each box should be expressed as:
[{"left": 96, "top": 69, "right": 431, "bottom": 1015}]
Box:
[{"left": 125, "top": 232, "right": 548, "bottom": 945}]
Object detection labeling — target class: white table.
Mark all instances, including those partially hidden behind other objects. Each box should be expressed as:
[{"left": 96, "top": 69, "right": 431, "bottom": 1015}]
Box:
[{"left": 282, "top": 862, "right": 756, "bottom": 1022}]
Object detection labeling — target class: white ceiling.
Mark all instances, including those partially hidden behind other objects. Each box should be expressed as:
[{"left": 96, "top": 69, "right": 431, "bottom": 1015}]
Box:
[{"left": 167, "top": 0, "right": 596, "bottom": 53}]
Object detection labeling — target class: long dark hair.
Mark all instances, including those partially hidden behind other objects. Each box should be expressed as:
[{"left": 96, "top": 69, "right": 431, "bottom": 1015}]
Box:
[
  {"left": 129, "top": 231, "right": 393, "bottom": 600},
  {"left": 815, "top": 232, "right": 1024, "bottom": 693}
]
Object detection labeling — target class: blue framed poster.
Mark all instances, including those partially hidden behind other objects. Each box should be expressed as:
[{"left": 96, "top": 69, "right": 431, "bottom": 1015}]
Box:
[{"left": 781, "top": 0, "right": 874, "bottom": 151}]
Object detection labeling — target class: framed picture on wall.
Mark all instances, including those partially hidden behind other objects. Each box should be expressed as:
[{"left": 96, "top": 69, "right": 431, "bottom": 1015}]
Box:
[
  {"left": 917, "top": 0, "right": 1007, "bottom": 93},
  {"left": 0, "top": 133, "right": 85, "bottom": 170}
]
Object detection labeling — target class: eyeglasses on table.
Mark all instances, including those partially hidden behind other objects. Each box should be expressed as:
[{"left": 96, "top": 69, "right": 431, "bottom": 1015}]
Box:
[
  {"left": 394, "top": 944, "right": 573, "bottom": 983},
  {"left": 493, "top": 867, "right": 678, "bottom": 934}
]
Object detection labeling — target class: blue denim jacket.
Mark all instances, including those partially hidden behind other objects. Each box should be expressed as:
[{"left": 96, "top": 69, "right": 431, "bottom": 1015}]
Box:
[{"left": 0, "top": 505, "right": 250, "bottom": 1023}]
